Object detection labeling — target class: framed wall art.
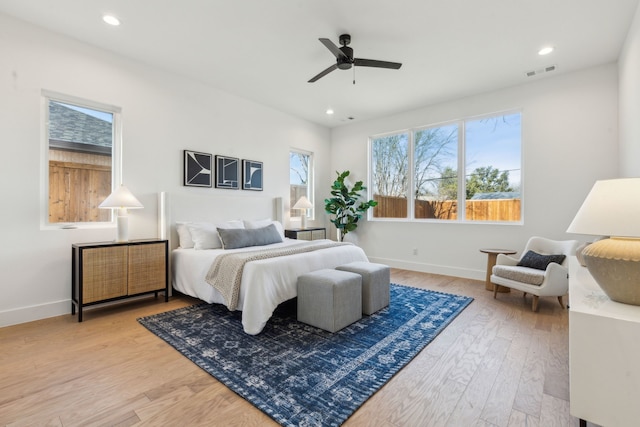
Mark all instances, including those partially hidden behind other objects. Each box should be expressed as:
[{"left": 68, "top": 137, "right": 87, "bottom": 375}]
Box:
[
  {"left": 242, "top": 159, "right": 263, "bottom": 191},
  {"left": 184, "top": 150, "right": 212, "bottom": 187},
  {"left": 215, "top": 155, "right": 240, "bottom": 189}
]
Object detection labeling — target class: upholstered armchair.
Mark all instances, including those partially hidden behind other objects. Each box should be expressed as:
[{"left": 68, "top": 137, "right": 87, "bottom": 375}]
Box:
[{"left": 490, "top": 237, "right": 579, "bottom": 311}]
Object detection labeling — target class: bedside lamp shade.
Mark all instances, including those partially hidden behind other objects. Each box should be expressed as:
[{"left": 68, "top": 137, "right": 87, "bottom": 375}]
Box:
[
  {"left": 293, "top": 196, "right": 313, "bottom": 229},
  {"left": 567, "top": 177, "right": 640, "bottom": 305},
  {"left": 99, "top": 185, "right": 143, "bottom": 242}
]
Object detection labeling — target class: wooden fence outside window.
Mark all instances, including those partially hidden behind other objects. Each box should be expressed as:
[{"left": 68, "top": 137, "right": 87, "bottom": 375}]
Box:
[
  {"left": 48, "top": 149, "right": 112, "bottom": 223},
  {"left": 373, "top": 195, "right": 521, "bottom": 222}
]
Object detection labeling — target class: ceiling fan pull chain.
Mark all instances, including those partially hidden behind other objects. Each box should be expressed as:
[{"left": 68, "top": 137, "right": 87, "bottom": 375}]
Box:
[{"left": 353, "top": 66, "right": 356, "bottom": 85}]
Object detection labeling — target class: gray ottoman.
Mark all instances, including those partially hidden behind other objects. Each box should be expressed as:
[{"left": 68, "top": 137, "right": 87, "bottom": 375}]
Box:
[
  {"left": 336, "top": 261, "right": 390, "bottom": 315},
  {"left": 297, "top": 269, "right": 362, "bottom": 332}
]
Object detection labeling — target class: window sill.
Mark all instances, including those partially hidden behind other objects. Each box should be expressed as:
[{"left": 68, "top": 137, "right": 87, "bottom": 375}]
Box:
[{"left": 41, "top": 222, "right": 115, "bottom": 231}]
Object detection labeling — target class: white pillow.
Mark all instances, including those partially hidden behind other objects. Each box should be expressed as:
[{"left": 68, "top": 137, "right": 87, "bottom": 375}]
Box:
[
  {"left": 187, "top": 220, "right": 244, "bottom": 250},
  {"left": 244, "top": 218, "right": 285, "bottom": 240},
  {"left": 176, "top": 221, "right": 195, "bottom": 249}
]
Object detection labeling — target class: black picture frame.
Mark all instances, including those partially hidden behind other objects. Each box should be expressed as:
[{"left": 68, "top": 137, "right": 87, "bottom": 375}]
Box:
[
  {"left": 215, "top": 155, "right": 240, "bottom": 189},
  {"left": 242, "top": 159, "right": 263, "bottom": 191},
  {"left": 184, "top": 150, "right": 212, "bottom": 187}
]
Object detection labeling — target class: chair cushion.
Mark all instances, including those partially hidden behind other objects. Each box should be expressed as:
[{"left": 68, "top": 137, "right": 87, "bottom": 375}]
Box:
[
  {"left": 517, "top": 250, "right": 566, "bottom": 270},
  {"left": 493, "top": 265, "right": 545, "bottom": 286}
]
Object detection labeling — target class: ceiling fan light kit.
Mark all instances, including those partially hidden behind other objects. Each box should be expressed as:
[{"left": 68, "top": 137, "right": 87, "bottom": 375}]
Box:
[{"left": 308, "top": 34, "right": 402, "bottom": 83}]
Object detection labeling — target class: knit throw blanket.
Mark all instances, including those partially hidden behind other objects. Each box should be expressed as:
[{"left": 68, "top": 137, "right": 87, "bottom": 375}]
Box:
[{"left": 205, "top": 241, "right": 350, "bottom": 310}]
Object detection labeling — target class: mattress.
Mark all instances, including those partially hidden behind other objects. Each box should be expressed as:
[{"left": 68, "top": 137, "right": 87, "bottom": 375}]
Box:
[{"left": 172, "top": 239, "right": 369, "bottom": 334}]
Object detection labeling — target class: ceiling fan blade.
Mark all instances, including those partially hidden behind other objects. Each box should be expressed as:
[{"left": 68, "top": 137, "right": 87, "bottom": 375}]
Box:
[
  {"left": 308, "top": 64, "right": 338, "bottom": 83},
  {"left": 354, "top": 58, "right": 402, "bottom": 69},
  {"left": 319, "top": 38, "right": 347, "bottom": 59}
]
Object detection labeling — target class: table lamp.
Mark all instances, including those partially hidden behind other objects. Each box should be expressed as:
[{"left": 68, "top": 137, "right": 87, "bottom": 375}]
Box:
[
  {"left": 566, "top": 177, "right": 640, "bottom": 305},
  {"left": 99, "top": 185, "right": 144, "bottom": 242},
  {"left": 293, "top": 196, "right": 313, "bottom": 229}
]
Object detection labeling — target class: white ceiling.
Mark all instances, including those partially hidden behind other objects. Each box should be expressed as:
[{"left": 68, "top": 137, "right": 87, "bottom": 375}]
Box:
[{"left": 1, "top": 0, "right": 638, "bottom": 127}]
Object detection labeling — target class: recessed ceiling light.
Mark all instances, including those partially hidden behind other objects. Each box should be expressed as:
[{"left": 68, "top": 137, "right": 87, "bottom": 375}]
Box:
[
  {"left": 538, "top": 46, "right": 554, "bottom": 56},
  {"left": 103, "top": 15, "right": 120, "bottom": 26},
  {"left": 326, "top": 108, "right": 334, "bottom": 115}
]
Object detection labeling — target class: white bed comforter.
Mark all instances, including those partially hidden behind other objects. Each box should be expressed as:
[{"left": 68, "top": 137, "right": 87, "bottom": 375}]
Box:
[{"left": 172, "top": 239, "right": 369, "bottom": 334}]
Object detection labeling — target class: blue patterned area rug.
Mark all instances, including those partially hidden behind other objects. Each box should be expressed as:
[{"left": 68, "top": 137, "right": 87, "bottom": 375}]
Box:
[{"left": 138, "top": 284, "right": 472, "bottom": 426}]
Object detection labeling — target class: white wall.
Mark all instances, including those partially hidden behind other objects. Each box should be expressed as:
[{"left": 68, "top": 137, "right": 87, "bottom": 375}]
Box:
[
  {"left": 619, "top": 2, "right": 640, "bottom": 177},
  {"left": 330, "top": 64, "right": 619, "bottom": 279},
  {"left": 0, "top": 14, "right": 331, "bottom": 326}
]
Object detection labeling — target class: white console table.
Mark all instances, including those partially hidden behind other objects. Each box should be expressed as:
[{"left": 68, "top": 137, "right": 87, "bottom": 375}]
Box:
[{"left": 569, "top": 257, "right": 640, "bottom": 426}]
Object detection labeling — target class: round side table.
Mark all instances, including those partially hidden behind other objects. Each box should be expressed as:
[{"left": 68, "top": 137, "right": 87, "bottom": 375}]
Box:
[{"left": 480, "top": 248, "right": 517, "bottom": 292}]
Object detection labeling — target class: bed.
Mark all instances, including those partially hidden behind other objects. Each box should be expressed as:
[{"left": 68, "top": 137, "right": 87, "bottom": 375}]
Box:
[{"left": 159, "top": 192, "right": 369, "bottom": 334}]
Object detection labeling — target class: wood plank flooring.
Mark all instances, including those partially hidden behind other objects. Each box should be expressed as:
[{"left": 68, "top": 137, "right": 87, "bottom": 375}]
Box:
[{"left": 0, "top": 269, "right": 593, "bottom": 426}]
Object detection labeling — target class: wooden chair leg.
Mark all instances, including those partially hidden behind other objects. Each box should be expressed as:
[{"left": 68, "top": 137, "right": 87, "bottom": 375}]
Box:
[
  {"left": 523, "top": 292, "right": 527, "bottom": 298},
  {"left": 532, "top": 295, "right": 539, "bottom": 312},
  {"left": 557, "top": 296, "right": 565, "bottom": 309},
  {"left": 493, "top": 284, "right": 498, "bottom": 299}
]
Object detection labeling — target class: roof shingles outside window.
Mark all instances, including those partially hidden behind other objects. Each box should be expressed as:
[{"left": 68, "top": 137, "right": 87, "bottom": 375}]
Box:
[{"left": 49, "top": 102, "right": 112, "bottom": 154}]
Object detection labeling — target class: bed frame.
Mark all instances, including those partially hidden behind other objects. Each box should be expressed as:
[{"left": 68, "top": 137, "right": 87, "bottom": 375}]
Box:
[
  {"left": 158, "top": 191, "right": 284, "bottom": 252},
  {"left": 158, "top": 191, "right": 284, "bottom": 297}
]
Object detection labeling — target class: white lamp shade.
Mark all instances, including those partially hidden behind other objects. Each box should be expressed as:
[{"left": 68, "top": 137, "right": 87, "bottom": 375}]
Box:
[
  {"left": 567, "top": 178, "right": 640, "bottom": 237},
  {"left": 99, "top": 185, "right": 144, "bottom": 209},
  {"left": 292, "top": 196, "right": 313, "bottom": 210}
]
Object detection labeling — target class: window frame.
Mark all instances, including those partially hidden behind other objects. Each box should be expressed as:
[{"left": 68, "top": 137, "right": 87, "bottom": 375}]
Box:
[
  {"left": 368, "top": 109, "right": 523, "bottom": 224},
  {"left": 289, "top": 148, "right": 315, "bottom": 220},
  {"left": 41, "top": 90, "right": 122, "bottom": 230}
]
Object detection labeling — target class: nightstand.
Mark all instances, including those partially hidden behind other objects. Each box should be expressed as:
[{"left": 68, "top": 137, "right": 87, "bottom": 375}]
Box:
[
  {"left": 71, "top": 239, "right": 168, "bottom": 322},
  {"left": 285, "top": 227, "right": 326, "bottom": 241}
]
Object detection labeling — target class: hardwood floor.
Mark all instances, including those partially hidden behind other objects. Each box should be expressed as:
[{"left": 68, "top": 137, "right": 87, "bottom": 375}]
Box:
[{"left": 0, "top": 269, "right": 590, "bottom": 427}]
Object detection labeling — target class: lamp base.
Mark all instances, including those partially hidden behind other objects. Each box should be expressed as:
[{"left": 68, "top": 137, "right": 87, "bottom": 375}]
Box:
[
  {"left": 583, "top": 237, "right": 640, "bottom": 305},
  {"left": 115, "top": 210, "right": 129, "bottom": 242}
]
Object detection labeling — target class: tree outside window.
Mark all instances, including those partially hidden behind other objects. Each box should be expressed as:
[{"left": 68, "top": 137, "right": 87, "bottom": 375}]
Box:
[
  {"left": 371, "top": 133, "right": 408, "bottom": 218},
  {"left": 413, "top": 124, "right": 458, "bottom": 219},
  {"left": 464, "top": 113, "right": 521, "bottom": 222}
]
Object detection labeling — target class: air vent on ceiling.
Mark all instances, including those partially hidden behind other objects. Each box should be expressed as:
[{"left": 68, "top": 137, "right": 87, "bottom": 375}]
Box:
[{"left": 525, "top": 65, "right": 556, "bottom": 77}]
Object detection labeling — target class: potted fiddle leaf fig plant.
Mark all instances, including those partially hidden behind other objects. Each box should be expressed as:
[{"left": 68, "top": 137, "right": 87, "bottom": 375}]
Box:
[{"left": 324, "top": 170, "right": 377, "bottom": 242}]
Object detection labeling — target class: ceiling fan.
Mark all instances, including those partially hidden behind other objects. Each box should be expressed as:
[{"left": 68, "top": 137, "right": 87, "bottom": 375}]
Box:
[{"left": 308, "top": 34, "right": 402, "bottom": 83}]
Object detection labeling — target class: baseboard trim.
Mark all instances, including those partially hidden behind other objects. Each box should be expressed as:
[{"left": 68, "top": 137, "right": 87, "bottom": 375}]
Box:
[
  {"left": 367, "top": 256, "right": 485, "bottom": 282},
  {"left": 1, "top": 293, "right": 175, "bottom": 327},
  {"left": 0, "top": 299, "right": 69, "bottom": 328}
]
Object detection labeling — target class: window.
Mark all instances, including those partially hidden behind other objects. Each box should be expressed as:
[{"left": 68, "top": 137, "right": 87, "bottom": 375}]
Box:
[
  {"left": 289, "top": 149, "right": 313, "bottom": 219},
  {"left": 370, "top": 111, "right": 521, "bottom": 223},
  {"left": 464, "top": 113, "right": 521, "bottom": 222},
  {"left": 43, "top": 91, "right": 121, "bottom": 226},
  {"left": 371, "top": 133, "right": 409, "bottom": 218},
  {"left": 413, "top": 123, "right": 459, "bottom": 219}
]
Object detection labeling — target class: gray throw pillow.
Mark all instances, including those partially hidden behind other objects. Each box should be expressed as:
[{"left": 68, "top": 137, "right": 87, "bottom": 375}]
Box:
[
  {"left": 517, "top": 250, "right": 566, "bottom": 270},
  {"left": 217, "top": 224, "right": 283, "bottom": 249}
]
